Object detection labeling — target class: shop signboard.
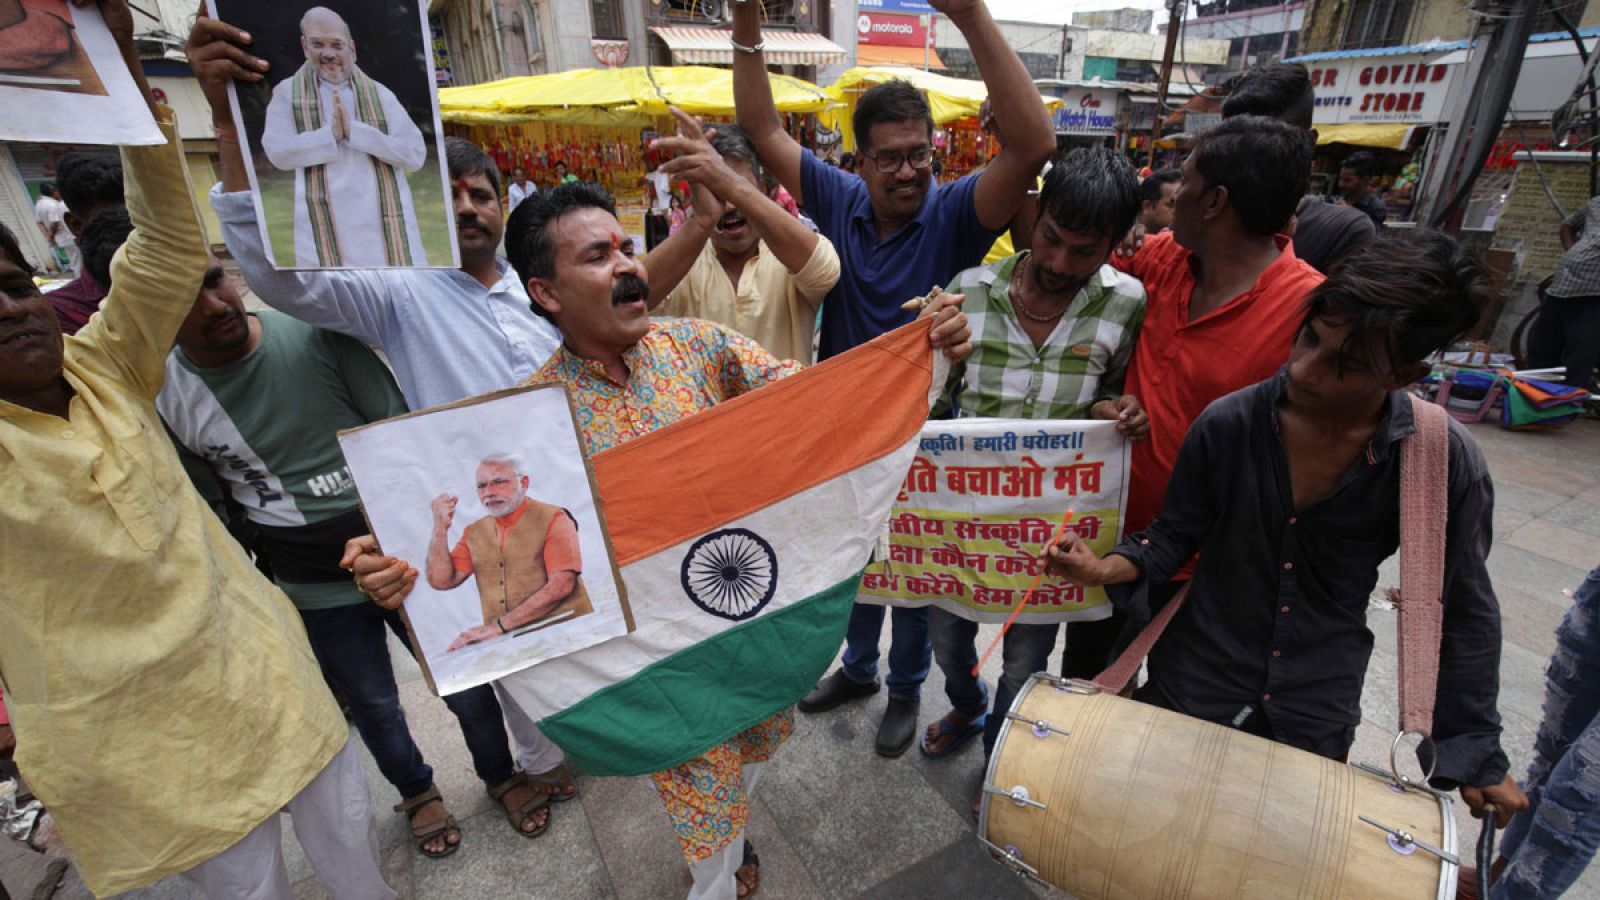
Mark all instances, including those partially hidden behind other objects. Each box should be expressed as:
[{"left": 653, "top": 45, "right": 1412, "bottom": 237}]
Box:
[
  {"left": 1049, "top": 87, "right": 1120, "bottom": 135},
  {"left": 857, "top": 11, "right": 929, "bottom": 47},
  {"left": 857, "top": 0, "right": 934, "bottom": 14},
  {"left": 1306, "top": 52, "right": 1458, "bottom": 125}
]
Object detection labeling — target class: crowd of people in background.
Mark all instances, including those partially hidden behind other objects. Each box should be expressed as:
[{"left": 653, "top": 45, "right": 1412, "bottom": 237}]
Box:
[{"left": 4, "top": 2, "right": 1600, "bottom": 900}]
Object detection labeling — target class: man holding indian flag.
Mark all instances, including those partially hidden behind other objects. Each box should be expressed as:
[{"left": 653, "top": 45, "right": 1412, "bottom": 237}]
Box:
[{"left": 345, "top": 116, "right": 975, "bottom": 900}]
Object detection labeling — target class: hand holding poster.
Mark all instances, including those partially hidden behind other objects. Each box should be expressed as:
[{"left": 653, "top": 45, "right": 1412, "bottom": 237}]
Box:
[
  {"left": 338, "top": 385, "right": 632, "bottom": 695},
  {"left": 860, "top": 419, "right": 1128, "bottom": 624},
  {"left": 207, "top": 0, "right": 457, "bottom": 269},
  {"left": 0, "top": 0, "right": 161, "bottom": 144}
]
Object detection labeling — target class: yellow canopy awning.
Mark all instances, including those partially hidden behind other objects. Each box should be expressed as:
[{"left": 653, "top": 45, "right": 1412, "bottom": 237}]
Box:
[
  {"left": 1315, "top": 122, "right": 1417, "bottom": 150},
  {"left": 820, "top": 66, "right": 1062, "bottom": 151},
  {"left": 438, "top": 66, "right": 837, "bottom": 126}
]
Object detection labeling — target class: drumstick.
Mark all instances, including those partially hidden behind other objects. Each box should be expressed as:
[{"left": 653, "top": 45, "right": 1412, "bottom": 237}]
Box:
[{"left": 971, "top": 508, "right": 1075, "bottom": 677}]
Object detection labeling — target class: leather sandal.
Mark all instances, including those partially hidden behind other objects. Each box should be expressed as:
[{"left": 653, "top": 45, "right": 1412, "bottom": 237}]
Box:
[
  {"left": 488, "top": 774, "right": 550, "bottom": 838},
  {"left": 524, "top": 761, "right": 578, "bottom": 803},
  {"left": 393, "top": 786, "right": 461, "bottom": 859},
  {"left": 736, "top": 839, "right": 760, "bottom": 898}
]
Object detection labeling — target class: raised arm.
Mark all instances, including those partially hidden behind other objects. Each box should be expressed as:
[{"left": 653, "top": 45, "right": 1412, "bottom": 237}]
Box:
[
  {"left": 729, "top": 0, "right": 804, "bottom": 204},
  {"left": 931, "top": 0, "right": 1055, "bottom": 231},
  {"left": 187, "top": 13, "right": 395, "bottom": 345},
  {"left": 75, "top": 0, "right": 206, "bottom": 398},
  {"left": 655, "top": 107, "right": 820, "bottom": 276}
]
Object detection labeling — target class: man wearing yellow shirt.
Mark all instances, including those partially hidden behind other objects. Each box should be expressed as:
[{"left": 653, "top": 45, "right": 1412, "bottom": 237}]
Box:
[
  {"left": 644, "top": 111, "right": 839, "bottom": 364},
  {"left": 0, "top": 6, "right": 390, "bottom": 896}
]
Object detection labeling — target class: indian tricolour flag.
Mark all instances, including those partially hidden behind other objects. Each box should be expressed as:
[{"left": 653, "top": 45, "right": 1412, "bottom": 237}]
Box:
[{"left": 495, "top": 320, "right": 947, "bottom": 776}]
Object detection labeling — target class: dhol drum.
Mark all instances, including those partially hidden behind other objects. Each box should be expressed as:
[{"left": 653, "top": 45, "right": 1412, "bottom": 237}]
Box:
[{"left": 980, "top": 674, "right": 1458, "bottom": 899}]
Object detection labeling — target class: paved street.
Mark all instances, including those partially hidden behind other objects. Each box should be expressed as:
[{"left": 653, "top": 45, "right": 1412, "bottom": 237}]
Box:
[{"left": 114, "top": 415, "right": 1600, "bottom": 900}]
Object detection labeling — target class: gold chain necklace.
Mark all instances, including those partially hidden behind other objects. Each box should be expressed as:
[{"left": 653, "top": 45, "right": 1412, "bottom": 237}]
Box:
[{"left": 1009, "top": 255, "right": 1064, "bottom": 323}]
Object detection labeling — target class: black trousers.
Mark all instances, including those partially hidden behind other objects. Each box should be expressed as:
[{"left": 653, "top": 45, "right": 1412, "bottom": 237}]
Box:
[{"left": 1529, "top": 291, "right": 1600, "bottom": 389}]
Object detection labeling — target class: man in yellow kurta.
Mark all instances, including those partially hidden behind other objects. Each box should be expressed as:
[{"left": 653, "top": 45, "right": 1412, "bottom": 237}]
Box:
[{"left": 0, "top": 7, "right": 389, "bottom": 896}]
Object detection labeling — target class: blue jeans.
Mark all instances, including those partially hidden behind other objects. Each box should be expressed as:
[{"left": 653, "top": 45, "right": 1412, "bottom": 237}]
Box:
[
  {"left": 929, "top": 607, "right": 1060, "bottom": 756},
  {"left": 840, "top": 603, "right": 931, "bottom": 700},
  {"left": 299, "top": 602, "right": 517, "bottom": 800},
  {"left": 1493, "top": 565, "right": 1600, "bottom": 900}
]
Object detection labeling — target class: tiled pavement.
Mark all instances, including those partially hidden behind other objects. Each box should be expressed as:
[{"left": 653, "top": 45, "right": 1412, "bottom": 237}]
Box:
[{"left": 120, "top": 417, "right": 1600, "bottom": 900}]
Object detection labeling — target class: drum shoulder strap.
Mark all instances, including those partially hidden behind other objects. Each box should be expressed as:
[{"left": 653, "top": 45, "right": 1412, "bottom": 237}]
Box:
[
  {"left": 1092, "top": 392, "right": 1452, "bottom": 736},
  {"left": 1396, "top": 392, "right": 1450, "bottom": 737}
]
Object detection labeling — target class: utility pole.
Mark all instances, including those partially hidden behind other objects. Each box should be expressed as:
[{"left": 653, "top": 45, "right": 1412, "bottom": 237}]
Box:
[
  {"left": 1058, "top": 24, "right": 1071, "bottom": 80},
  {"left": 1414, "top": 0, "right": 1539, "bottom": 231},
  {"left": 922, "top": 13, "right": 932, "bottom": 71},
  {"left": 1148, "top": 0, "right": 1185, "bottom": 170}
]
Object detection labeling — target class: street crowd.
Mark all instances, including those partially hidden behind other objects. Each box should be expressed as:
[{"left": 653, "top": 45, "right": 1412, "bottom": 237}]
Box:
[{"left": 4, "top": 0, "right": 1600, "bottom": 898}]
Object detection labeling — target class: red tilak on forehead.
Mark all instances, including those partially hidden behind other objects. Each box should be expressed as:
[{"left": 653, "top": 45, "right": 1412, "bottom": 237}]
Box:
[{"left": 452, "top": 177, "right": 473, "bottom": 193}]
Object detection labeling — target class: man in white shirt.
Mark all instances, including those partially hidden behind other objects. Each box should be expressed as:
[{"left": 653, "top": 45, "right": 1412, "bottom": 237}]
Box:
[
  {"left": 261, "top": 6, "right": 427, "bottom": 268},
  {"left": 507, "top": 166, "right": 535, "bottom": 214},
  {"left": 33, "top": 183, "right": 75, "bottom": 273}
]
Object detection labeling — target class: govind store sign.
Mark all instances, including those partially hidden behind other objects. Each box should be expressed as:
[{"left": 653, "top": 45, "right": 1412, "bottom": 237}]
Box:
[{"left": 1306, "top": 51, "right": 1459, "bottom": 125}]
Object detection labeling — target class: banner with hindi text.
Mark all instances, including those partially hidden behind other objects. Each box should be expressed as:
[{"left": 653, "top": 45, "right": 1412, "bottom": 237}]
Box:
[{"left": 859, "top": 419, "right": 1128, "bottom": 624}]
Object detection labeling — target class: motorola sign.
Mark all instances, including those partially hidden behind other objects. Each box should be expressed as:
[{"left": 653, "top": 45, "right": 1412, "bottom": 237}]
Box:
[{"left": 857, "top": 10, "right": 928, "bottom": 46}]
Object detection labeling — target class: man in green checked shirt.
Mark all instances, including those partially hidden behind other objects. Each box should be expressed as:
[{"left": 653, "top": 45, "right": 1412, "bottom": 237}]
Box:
[{"left": 919, "top": 147, "right": 1152, "bottom": 774}]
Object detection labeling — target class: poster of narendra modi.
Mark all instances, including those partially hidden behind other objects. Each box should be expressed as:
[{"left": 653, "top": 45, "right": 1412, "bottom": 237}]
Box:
[
  {"left": 339, "top": 384, "right": 633, "bottom": 695},
  {"left": 207, "top": 0, "right": 457, "bottom": 269}
]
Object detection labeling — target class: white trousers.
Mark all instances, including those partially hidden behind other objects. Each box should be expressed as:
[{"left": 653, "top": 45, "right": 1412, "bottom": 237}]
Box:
[
  {"left": 180, "top": 739, "right": 395, "bottom": 900},
  {"left": 494, "top": 682, "right": 567, "bottom": 774},
  {"left": 685, "top": 761, "right": 765, "bottom": 900}
]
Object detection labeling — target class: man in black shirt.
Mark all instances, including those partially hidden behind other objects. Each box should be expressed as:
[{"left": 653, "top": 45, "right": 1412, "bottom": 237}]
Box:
[
  {"left": 1045, "top": 230, "right": 1527, "bottom": 822},
  {"left": 1337, "top": 150, "right": 1390, "bottom": 228}
]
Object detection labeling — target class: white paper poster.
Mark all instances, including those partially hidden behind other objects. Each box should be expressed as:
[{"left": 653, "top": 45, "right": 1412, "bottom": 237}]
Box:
[{"left": 340, "top": 385, "right": 633, "bottom": 695}]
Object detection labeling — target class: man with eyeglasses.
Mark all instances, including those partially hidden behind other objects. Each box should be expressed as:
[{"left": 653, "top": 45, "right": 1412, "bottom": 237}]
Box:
[{"left": 730, "top": 0, "right": 1056, "bottom": 757}]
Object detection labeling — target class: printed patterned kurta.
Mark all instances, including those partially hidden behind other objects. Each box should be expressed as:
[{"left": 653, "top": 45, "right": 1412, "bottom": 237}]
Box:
[{"left": 530, "top": 316, "right": 802, "bottom": 861}]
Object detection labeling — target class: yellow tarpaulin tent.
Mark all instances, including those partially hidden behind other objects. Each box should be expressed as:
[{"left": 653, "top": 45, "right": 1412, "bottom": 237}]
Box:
[
  {"left": 820, "top": 66, "right": 1064, "bottom": 151},
  {"left": 439, "top": 66, "right": 837, "bottom": 126}
]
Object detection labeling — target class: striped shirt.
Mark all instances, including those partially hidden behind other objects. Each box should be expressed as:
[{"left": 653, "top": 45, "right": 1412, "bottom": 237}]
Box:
[
  {"left": 940, "top": 252, "right": 1147, "bottom": 419},
  {"left": 1550, "top": 196, "right": 1600, "bottom": 298}
]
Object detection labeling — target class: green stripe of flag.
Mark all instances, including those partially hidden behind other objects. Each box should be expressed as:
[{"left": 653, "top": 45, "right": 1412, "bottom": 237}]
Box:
[{"left": 539, "top": 571, "right": 863, "bottom": 777}]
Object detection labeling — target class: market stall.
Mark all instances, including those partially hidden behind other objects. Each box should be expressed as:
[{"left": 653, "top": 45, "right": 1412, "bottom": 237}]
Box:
[{"left": 438, "top": 65, "right": 837, "bottom": 247}]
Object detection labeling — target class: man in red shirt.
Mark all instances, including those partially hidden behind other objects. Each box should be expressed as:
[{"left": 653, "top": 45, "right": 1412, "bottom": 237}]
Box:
[{"left": 1085, "top": 116, "right": 1324, "bottom": 660}]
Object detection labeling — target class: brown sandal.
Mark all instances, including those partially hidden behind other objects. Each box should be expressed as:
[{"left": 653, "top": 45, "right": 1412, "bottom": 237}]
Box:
[
  {"left": 488, "top": 774, "right": 550, "bottom": 838},
  {"left": 393, "top": 787, "right": 461, "bottom": 859},
  {"left": 735, "top": 840, "right": 760, "bottom": 898},
  {"left": 524, "top": 762, "right": 579, "bottom": 803}
]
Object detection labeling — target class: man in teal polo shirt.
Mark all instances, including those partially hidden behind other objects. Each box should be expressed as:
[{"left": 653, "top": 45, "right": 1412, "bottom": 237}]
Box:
[{"left": 729, "top": 0, "right": 1056, "bottom": 756}]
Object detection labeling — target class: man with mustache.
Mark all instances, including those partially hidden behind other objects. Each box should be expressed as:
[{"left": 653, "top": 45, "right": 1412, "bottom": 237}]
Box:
[
  {"left": 346, "top": 180, "right": 973, "bottom": 899},
  {"left": 425, "top": 454, "right": 594, "bottom": 653},
  {"left": 919, "top": 147, "right": 1151, "bottom": 770},
  {"left": 260, "top": 5, "right": 428, "bottom": 267},
  {"left": 643, "top": 111, "right": 839, "bottom": 363},
  {"left": 0, "top": 3, "right": 393, "bottom": 894},
  {"left": 193, "top": 9, "right": 574, "bottom": 834}
]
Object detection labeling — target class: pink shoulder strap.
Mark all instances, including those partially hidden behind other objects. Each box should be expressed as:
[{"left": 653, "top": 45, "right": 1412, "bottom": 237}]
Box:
[{"left": 1395, "top": 393, "right": 1450, "bottom": 736}]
